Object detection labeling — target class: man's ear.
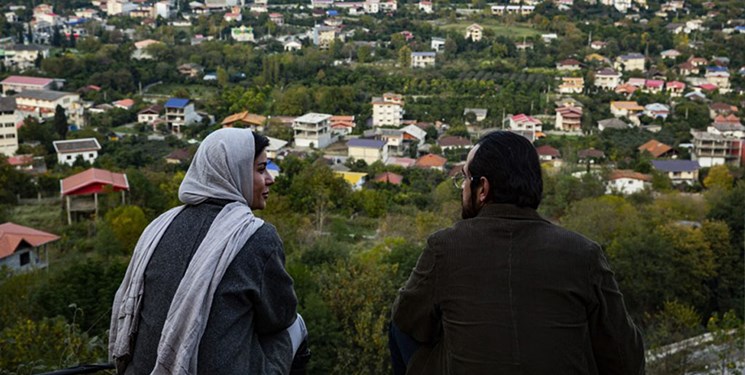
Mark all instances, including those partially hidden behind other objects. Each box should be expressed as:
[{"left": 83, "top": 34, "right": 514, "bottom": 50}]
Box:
[{"left": 478, "top": 176, "right": 490, "bottom": 204}]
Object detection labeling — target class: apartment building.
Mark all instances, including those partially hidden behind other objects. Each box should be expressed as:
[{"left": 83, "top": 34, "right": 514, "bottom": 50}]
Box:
[
  {"left": 0, "top": 97, "right": 19, "bottom": 157},
  {"left": 14, "top": 90, "right": 84, "bottom": 126},
  {"left": 293, "top": 112, "right": 333, "bottom": 149},
  {"left": 372, "top": 92, "right": 404, "bottom": 127}
]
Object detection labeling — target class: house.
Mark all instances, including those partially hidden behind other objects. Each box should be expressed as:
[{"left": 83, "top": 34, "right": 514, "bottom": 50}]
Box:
[
  {"left": 221, "top": 111, "right": 267, "bottom": 131},
  {"left": 164, "top": 148, "right": 192, "bottom": 164},
  {"left": 313, "top": 25, "right": 337, "bottom": 49},
  {"left": 284, "top": 39, "right": 302, "bottom": 51},
  {"left": 590, "top": 41, "right": 607, "bottom": 50},
  {"left": 386, "top": 156, "right": 417, "bottom": 168},
  {"left": 401, "top": 124, "right": 427, "bottom": 143},
  {"left": 112, "top": 99, "right": 135, "bottom": 110},
  {"left": 536, "top": 145, "right": 561, "bottom": 162},
  {"left": 709, "top": 102, "right": 738, "bottom": 119},
  {"left": 643, "top": 80, "right": 665, "bottom": 94},
  {"left": 627, "top": 77, "right": 646, "bottom": 88},
  {"left": 615, "top": 53, "right": 645, "bottom": 72},
  {"left": 614, "top": 83, "right": 638, "bottom": 96},
  {"left": 610, "top": 101, "right": 644, "bottom": 122},
  {"left": 347, "top": 138, "right": 388, "bottom": 164},
  {"left": 411, "top": 52, "right": 436, "bottom": 68},
  {"left": 418, "top": 0, "right": 433, "bottom": 13},
  {"left": 688, "top": 56, "right": 708, "bottom": 67},
  {"left": 2, "top": 44, "right": 50, "bottom": 70},
  {"left": 269, "top": 13, "right": 284, "bottom": 26},
  {"left": 374, "top": 171, "right": 403, "bottom": 185},
  {"left": 705, "top": 66, "right": 731, "bottom": 92},
  {"left": 606, "top": 170, "right": 652, "bottom": 195},
  {"left": 372, "top": 92, "right": 404, "bottom": 127},
  {"left": 223, "top": 6, "right": 242, "bottom": 22},
  {"left": 178, "top": 63, "right": 204, "bottom": 78},
  {"left": 690, "top": 130, "right": 743, "bottom": 167},
  {"left": 131, "top": 39, "right": 162, "bottom": 60},
  {"left": 651, "top": 159, "right": 700, "bottom": 185},
  {"left": 463, "top": 108, "right": 487, "bottom": 123},
  {"left": 660, "top": 49, "right": 681, "bottom": 59},
  {"left": 13, "top": 90, "right": 84, "bottom": 126},
  {"left": 595, "top": 68, "right": 622, "bottom": 90},
  {"left": 334, "top": 171, "right": 367, "bottom": 190},
  {"left": 60, "top": 168, "right": 130, "bottom": 224},
  {"left": 465, "top": 23, "right": 483, "bottom": 42},
  {"left": 577, "top": 148, "right": 606, "bottom": 164},
  {"left": 137, "top": 104, "right": 163, "bottom": 125},
  {"left": 438, "top": 135, "right": 472, "bottom": 151},
  {"left": 330, "top": 115, "right": 355, "bottom": 136},
  {"left": 0, "top": 97, "right": 19, "bottom": 157},
  {"left": 431, "top": 37, "right": 446, "bottom": 52},
  {"left": 598, "top": 118, "right": 629, "bottom": 131},
  {"left": 685, "top": 91, "right": 707, "bottom": 101},
  {"left": 558, "top": 77, "right": 584, "bottom": 94},
  {"left": 666, "top": 81, "right": 686, "bottom": 96},
  {"left": 53, "top": 138, "right": 101, "bottom": 166},
  {"left": 264, "top": 136, "right": 288, "bottom": 160},
  {"left": 415, "top": 153, "right": 447, "bottom": 171},
  {"left": 0, "top": 222, "right": 59, "bottom": 272},
  {"left": 678, "top": 61, "right": 698, "bottom": 76},
  {"left": 665, "top": 22, "right": 685, "bottom": 34},
  {"left": 1, "top": 75, "right": 57, "bottom": 95},
  {"left": 293, "top": 112, "right": 333, "bottom": 149},
  {"left": 644, "top": 103, "right": 671, "bottom": 120},
  {"left": 231, "top": 26, "right": 255, "bottom": 42},
  {"left": 509, "top": 114, "right": 542, "bottom": 133},
  {"left": 556, "top": 59, "right": 581, "bottom": 71},
  {"left": 638, "top": 139, "right": 674, "bottom": 158},
  {"left": 708, "top": 121, "right": 745, "bottom": 138},
  {"left": 555, "top": 106, "right": 583, "bottom": 132},
  {"left": 164, "top": 98, "right": 202, "bottom": 135}
]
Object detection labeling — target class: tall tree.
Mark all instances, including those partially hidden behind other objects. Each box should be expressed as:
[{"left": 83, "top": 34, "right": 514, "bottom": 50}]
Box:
[{"left": 53, "top": 105, "right": 68, "bottom": 139}]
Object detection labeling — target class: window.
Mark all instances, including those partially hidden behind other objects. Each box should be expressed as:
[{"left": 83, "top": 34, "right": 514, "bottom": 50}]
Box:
[
  {"left": 20, "top": 252, "right": 30, "bottom": 266},
  {"left": 88, "top": 153, "right": 94, "bottom": 158},
  {"left": 7, "top": 134, "right": 14, "bottom": 138},
  {"left": 67, "top": 155, "right": 72, "bottom": 160}
]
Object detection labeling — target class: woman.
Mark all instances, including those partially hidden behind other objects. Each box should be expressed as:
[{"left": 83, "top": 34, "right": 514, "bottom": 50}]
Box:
[{"left": 110, "top": 128, "right": 307, "bottom": 374}]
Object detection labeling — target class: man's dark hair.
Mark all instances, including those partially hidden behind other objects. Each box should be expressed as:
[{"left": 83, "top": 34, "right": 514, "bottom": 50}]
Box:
[
  {"left": 467, "top": 131, "right": 543, "bottom": 209},
  {"left": 253, "top": 131, "right": 270, "bottom": 159}
]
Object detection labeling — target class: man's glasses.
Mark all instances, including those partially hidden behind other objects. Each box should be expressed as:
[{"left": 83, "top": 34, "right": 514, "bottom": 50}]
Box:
[{"left": 451, "top": 171, "right": 475, "bottom": 189}]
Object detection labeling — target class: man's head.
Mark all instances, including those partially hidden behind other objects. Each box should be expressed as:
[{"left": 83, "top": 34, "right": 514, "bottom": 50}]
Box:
[{"left": 461, "top": 131, "right": 542, "bottom": 219}]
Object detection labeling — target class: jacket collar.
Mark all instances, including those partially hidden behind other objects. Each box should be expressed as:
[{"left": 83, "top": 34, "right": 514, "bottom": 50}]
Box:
[{"left": 476, "top": 203, "right": 550, "bottom": 223}]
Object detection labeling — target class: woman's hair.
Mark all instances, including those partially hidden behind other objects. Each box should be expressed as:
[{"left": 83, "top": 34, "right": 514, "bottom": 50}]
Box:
[
  {"left": 468, "top": 131, "right": 543, "bottom": 209},
  {"left": 253, "top": 131, "right": 270, "bottom": 159}
]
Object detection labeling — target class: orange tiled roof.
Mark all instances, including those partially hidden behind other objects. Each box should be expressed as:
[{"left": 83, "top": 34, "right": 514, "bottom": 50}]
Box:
[
  {"left": 0, "top": 222, "right": 59, "bottom": 259},
  {"left": 221, "top": 111, "right": 267, "bottom": 126},
  {"left": 638, "top": 139, "right": 672, "bottom": 158},
  {"left": 609, "top": 169, "right": 652, "bottom": 182},
  {"left": 415, "top": 153, "right": 447, "bottom": 168}
]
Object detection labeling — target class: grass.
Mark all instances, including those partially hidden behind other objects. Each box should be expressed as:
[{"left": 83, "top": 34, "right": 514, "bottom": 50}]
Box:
[
  {"left": 9, "top": 201, "right": 64, "bottom": 234},
  {"left": 436, "top": 20, "right": 541, "bottom": 39},
  {"left": 145, "top": 82, "right": 220, "bottom": 100}
]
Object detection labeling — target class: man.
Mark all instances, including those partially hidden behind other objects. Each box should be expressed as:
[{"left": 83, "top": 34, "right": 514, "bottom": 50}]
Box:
[{"left": 390, "top": 131, "right": 644, "bottom": 374}]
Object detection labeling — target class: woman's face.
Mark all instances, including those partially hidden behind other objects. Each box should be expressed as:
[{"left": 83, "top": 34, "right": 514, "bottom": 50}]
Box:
[{"left": 251, "top": 150, "right": 274, "bottom": 210}]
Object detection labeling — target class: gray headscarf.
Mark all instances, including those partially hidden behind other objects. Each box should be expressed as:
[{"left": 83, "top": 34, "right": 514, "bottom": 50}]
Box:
[{"left": 110, "top": 128, "right": 265, "bottom": 374}]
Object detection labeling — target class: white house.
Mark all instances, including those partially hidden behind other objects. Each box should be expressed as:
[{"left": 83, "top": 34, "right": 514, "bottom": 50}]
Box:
[
  {"left": 53, "top": 138, "right": 101, "bottom": 166},
  {"left": 0, "top": 98, "right": 19, "bottom": 157},
  {"left": 347, "top": 138, "right": 388, "bottom": 164},
  {"left": 606, "top": 169, "right": 652, "bottom": 195},
  {"left": 13, "top": 90, "right": 84, "bottom": 126},
  {"left": 411, "top": 51, "right": 435, "bottom": 68},
  {"left": 594, "top": 68, "right": 622, "bottom": 90},
  {"left": 431, "top": 37, "right": 446, "bottom": 52},
  {"left": 293, "top": 112, "right": 333, "bottom": 149},
  {"left": 284, "top": 39, "right": 302, "bottom": 51},
  {"left": 2, "top": 44, "right": 50, "bottom": 70},
  {"left": 1, "top": 75, "right": 57, "bottom": 95},
  {"left": 372, "top": 92, "right": 404, "bottom": 127},
  {"left": 465, "top": 23, "right": 483, "bottom": 42},
  {"left": 137, "top": 104, "right": 162, "bottom": 125},
  {"left": 231, "top": 26, "right": 255, "bottom": 42}
]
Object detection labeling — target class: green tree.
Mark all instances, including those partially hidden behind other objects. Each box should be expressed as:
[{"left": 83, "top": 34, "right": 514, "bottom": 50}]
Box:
[
  {"left": 104, "top": 205, "right": 148, "bottom": 254},
  {"left": 398, "top": 46, "right": 412, "bottom": 68},
  {"left": 53, "top": 105, "right": 68, "bottom": 139},
  {"left": 703, "top": 165, "right": 733, "bottom": 191}
]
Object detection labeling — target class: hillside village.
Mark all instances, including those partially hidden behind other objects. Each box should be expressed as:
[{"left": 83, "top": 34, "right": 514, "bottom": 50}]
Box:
[{"left": 0, "top": 0, "right": 744, "bottom": 372}]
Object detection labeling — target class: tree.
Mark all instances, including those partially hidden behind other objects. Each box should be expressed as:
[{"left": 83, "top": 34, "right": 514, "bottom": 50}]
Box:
[
  {"left": 398, "top": 46, "right": 412, "bottom": 68},
  {"left": 53, "top": 105, "right": 68, "bottom": 139},
  {"left": 104, "top": 205, "right": 148, "bottom": 254},
  {"left": 703, "top": 165, "right": 733, "bottom": 191}
]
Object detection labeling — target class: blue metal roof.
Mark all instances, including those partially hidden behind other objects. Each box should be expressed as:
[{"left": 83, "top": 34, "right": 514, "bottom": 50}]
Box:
[
  {"left": 651, "top": 159, "right": 700, "bottom": 172},
  {"left": 165, "top": 98, "right": 190, "bottom": 108},
  {"left": 347, "top": 138, "right": 386, "bottom": 149},
  {"left": 706, "top": 66, "right": 728, "bottom": 72},
  {"left": 267, "top": 160, "right": 281, "bottom": 171}
]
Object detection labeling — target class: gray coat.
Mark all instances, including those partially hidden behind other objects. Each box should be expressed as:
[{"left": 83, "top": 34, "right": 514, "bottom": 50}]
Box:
[{"left": 126, "top": 199, "right": 297, "bottom": 374}]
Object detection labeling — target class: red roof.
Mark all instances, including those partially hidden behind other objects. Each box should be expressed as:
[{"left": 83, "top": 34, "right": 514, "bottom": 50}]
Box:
[
  {"left": 666, "top": 81, "right": 686, "bottom": 89},
  {"left": 438, "top": 135, "right": 472, "bottom": 147},
  {"left": 415, "top": 153, "right": 447, "bottom": 168},
  {"left": 0, "top": 222, "right": 59, "bottom": 259},
  {"left": 536, "top": 145, "right": 561, "bottom": 157},
  {"left": 113, "top": 99, "right": 135, "bottom": 108},
  {"left": 511, "top": 113, "right": 541, "bottom": 124},
  {"left": 7, "top": 154, "right": 33, "bottom": 166},
  {"left": 699, "top": 83, "right": 718, "bottom": 91},
  {"left": 609, "top": 169, "right": 652, "bottom": 182},
  {"left": 374, "top": 172, "right": 403, "bottom": 185},
  {"left": 60, "top": 168, "right": 129, "bottom": 196},
  {"left": 645, "top": 80, "right": 665, "bottom": 88},
  {"left": 638, "top": 139, "right": 672, "bottom": 158},
  {"left": 1, "top": 75, "right": 54, "bottom": 86}
]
